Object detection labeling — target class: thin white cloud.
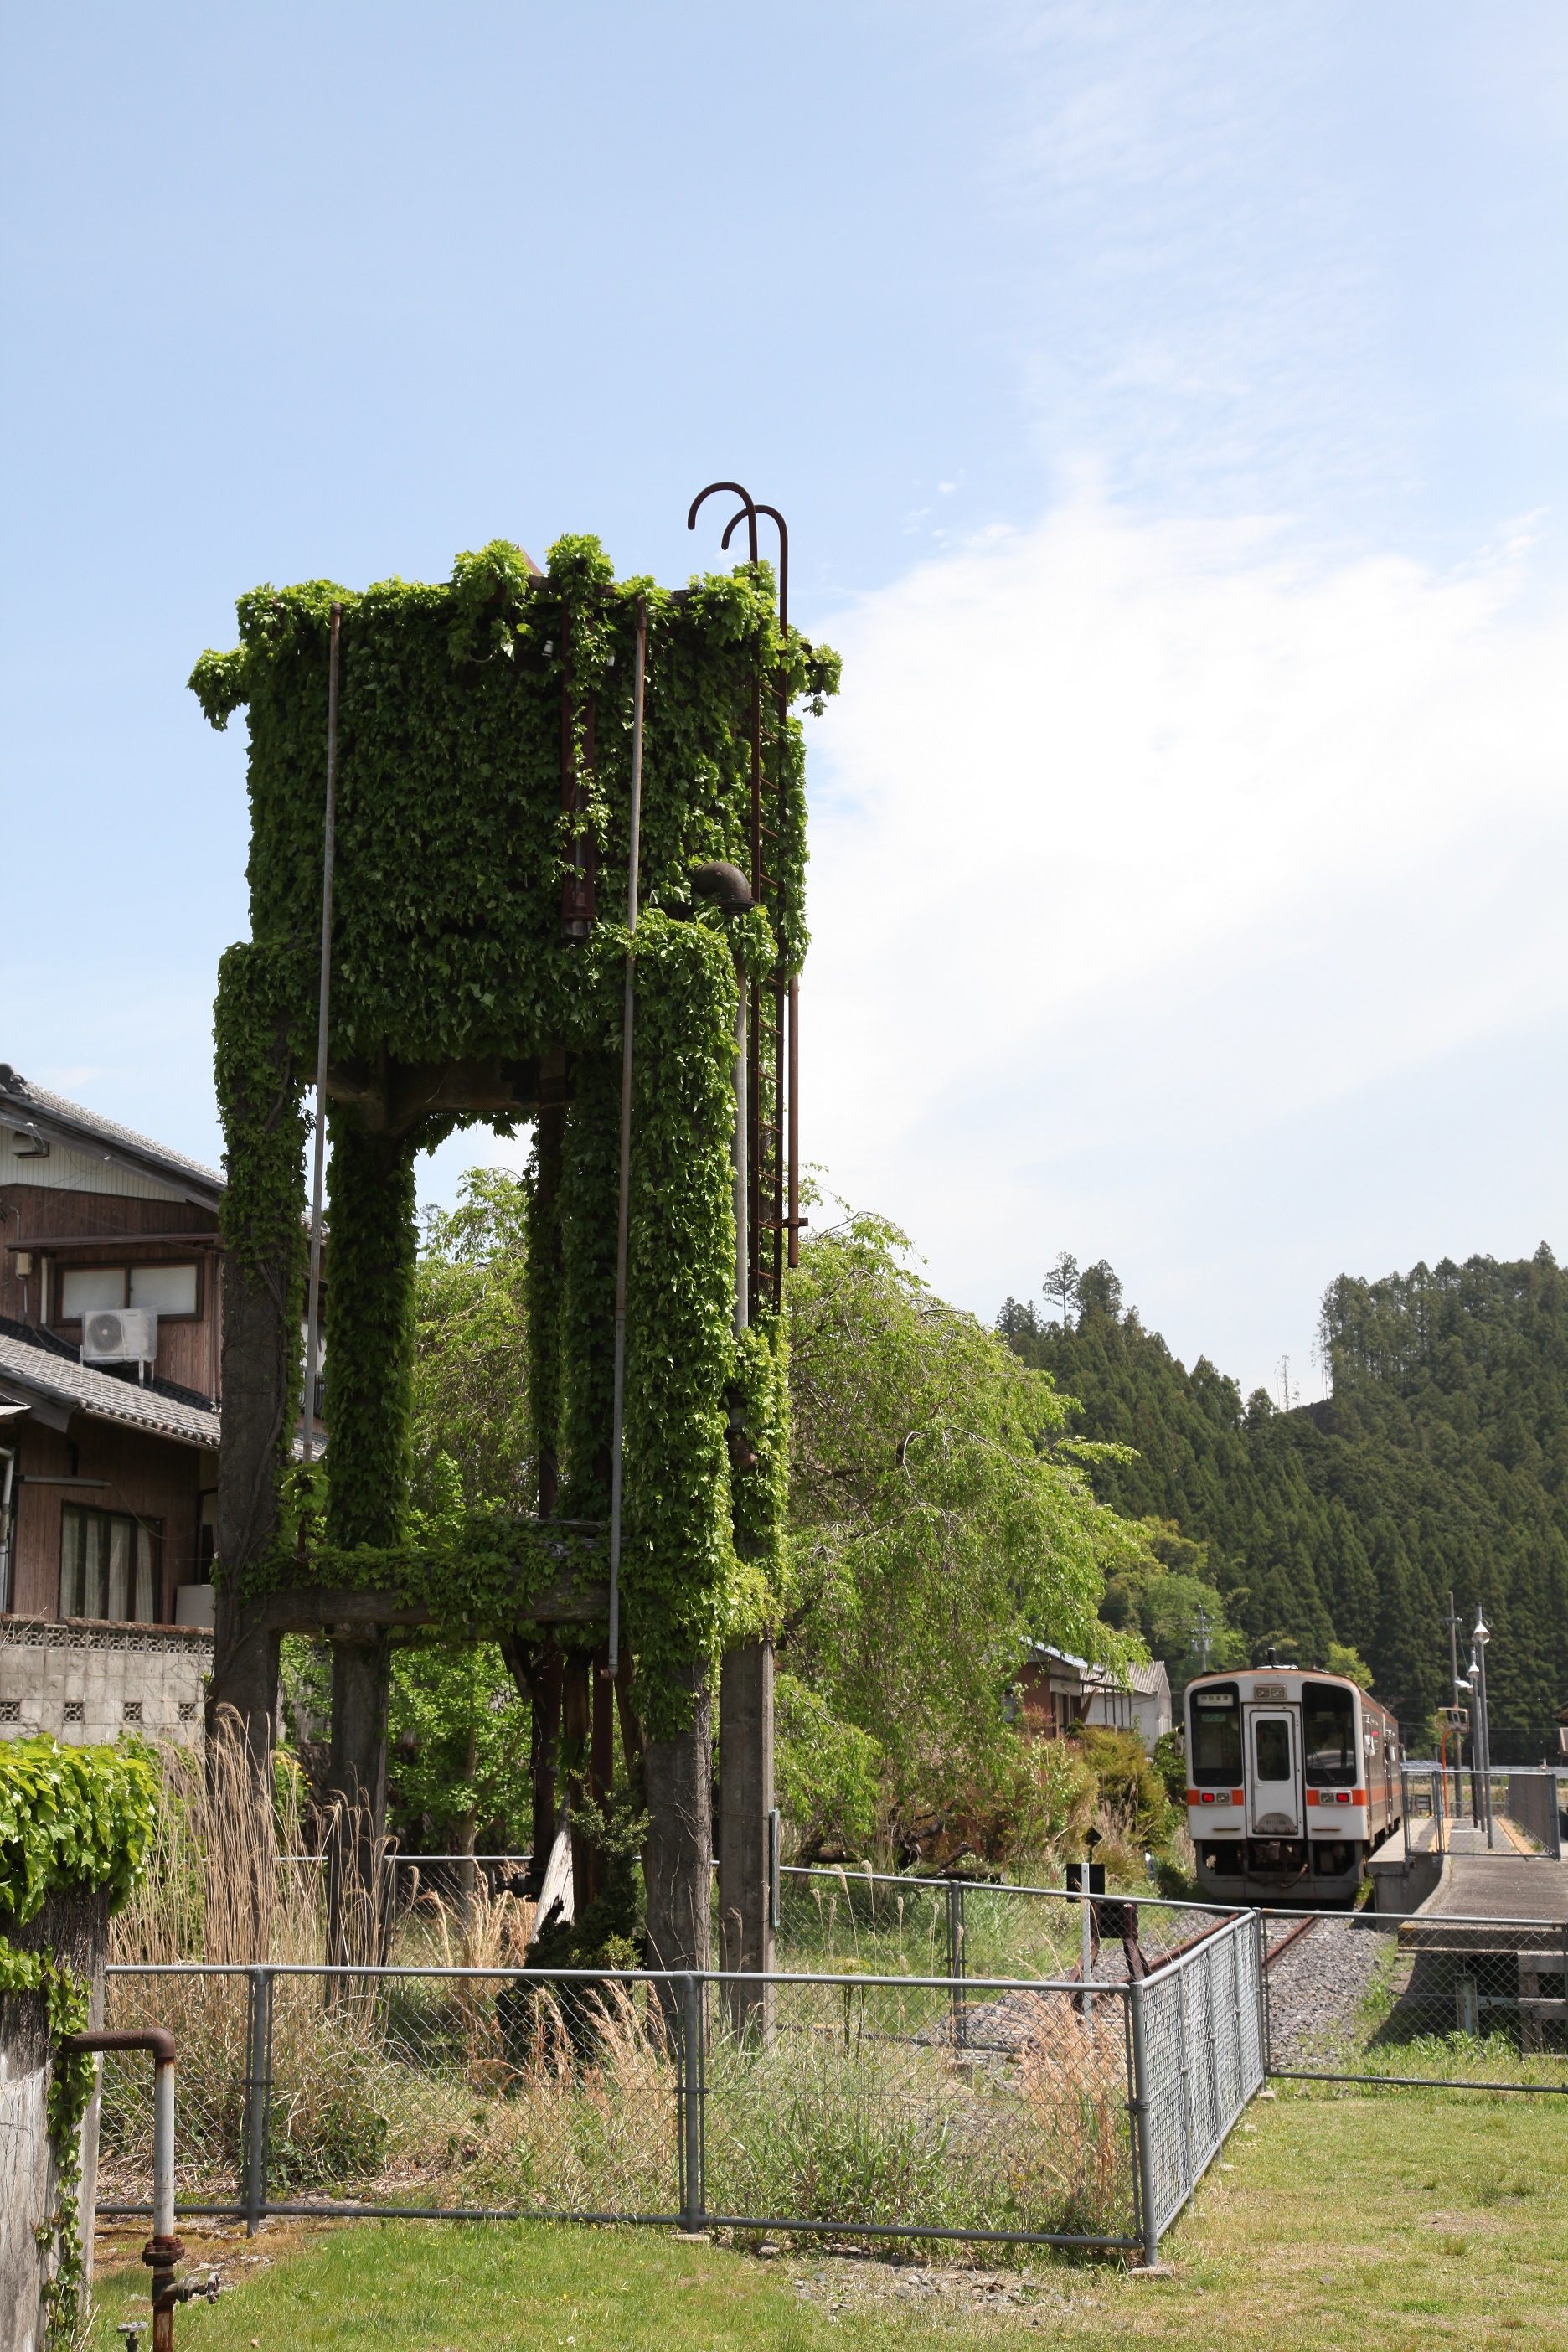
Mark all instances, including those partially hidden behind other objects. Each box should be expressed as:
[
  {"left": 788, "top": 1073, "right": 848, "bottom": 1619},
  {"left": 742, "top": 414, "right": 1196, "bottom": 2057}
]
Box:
[{"left": 803, "top": 498, "right": 1568, "bottom": 1384}]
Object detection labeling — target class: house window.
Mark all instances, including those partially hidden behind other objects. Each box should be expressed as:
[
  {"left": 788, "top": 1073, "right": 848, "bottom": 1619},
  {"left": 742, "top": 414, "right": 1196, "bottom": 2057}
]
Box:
[
  {"left": 59, "top": 1263, "right": 200, "bottom": 1320},
  {"left": 61, "top": 1266, "right": 128, "bottom": 1318},
  {"left": 59, "top": 1506, "right": 159, "bottom": 1622},
  {"left": 131, "top": 1264, "right": 199, "bottom": 1316}
]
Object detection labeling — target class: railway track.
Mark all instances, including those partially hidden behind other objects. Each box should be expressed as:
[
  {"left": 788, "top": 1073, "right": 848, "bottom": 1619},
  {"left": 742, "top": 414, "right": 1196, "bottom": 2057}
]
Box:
[
  {"left": 1141, "top": 1905, "right": 1318, "bottom": 1977},
  {"left": 1264, "top": 1913, "right": 1318, "bottom": 1967}
]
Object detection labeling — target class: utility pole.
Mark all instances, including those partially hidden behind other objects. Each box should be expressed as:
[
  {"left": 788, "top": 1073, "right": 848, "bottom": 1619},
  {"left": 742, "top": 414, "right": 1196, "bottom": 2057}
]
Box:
[{"left": 1193, "top": 1602, "right": 1210, "bottom": 1675}]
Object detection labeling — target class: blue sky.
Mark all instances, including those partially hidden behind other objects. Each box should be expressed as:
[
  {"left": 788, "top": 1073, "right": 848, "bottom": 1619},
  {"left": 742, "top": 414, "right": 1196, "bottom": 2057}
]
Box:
[{"left": 3, "top": 4, "right": 1566, "bottom": 1395}]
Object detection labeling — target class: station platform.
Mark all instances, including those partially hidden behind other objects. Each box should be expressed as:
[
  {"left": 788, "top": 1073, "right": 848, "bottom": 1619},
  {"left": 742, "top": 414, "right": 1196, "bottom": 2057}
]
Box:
[
  {"left": 1369, "top": 1812, "right": 1568, "bottom": 1921},
  {"left": 1389, "top": 1836, "right": 1568, "bottom": 2046},
  {"left": 1421, "top": 1852, "right": 1568, "bottom": 1924}
]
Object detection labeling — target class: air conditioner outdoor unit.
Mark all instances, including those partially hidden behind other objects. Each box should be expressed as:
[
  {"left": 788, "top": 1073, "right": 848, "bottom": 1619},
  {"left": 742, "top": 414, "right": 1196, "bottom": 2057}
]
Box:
[{"left": 81, "top": 1308, "right": 158, "bottom": 1375}]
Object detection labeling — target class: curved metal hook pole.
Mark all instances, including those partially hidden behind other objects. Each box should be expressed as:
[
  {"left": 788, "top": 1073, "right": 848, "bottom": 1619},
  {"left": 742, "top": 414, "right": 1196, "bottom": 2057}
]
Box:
[
  {"left": 688, "top": 480, "right": 758, "bottom": 565},
  {"left": 720, "top": 503, "right": 788, "bottom": 632}
]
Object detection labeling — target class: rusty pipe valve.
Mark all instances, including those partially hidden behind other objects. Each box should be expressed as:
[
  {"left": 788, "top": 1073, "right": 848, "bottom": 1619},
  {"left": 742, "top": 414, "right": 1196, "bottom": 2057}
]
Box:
[{"left": 62, "top": 2029, "right": 204, "bottom": 2350}]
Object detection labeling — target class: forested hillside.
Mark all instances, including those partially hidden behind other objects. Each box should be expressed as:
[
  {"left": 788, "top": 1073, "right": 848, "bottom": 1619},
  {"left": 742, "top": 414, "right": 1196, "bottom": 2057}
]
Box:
[{"left": 999, "top": 1249, "right": 1568, "bottom": 1742}]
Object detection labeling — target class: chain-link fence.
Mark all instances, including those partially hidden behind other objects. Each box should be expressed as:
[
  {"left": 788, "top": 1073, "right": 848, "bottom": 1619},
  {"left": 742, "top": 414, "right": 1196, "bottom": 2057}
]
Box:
[
  {"left": 775, "top": 1865, "right": 1222, "bottom": 2001},
  {"left": 1128, "top": 1906, "right": 1264, "bottom": 2246},
  {"left": 1503, "top": 1769, "right": 1565, "bottom": 1859},
  {"left": 1261, "top": 1907, "right": 1568, "bottom": 2091},
  {"left": 93, "top": 1913, "right": 1262, "bottom": 2262},
  {"left": 1398, "top": 1762, "right": 1567, "bottom": 1859},
  {"left": 92, "top": 1871, "right": 1565, "bottom": 2262}
]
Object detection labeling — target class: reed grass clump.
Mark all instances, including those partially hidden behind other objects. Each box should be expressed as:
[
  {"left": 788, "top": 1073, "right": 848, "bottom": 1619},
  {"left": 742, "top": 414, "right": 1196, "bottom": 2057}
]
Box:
[
  {"left": 704, "top": 1985, "right": 1132, "bottom": 2244},
  {"left": 100, "top": 1728, "right": 1144, "bottom": 2238}
]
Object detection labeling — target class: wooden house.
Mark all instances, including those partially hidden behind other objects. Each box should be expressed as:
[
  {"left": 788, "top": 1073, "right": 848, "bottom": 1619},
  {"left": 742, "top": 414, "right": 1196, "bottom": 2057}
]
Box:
[
  {"left": 1016, "top": 1642, "right": 1173, "bottom": 1751},
  {"left": 0, "top": 1064, "right": 224, "bottom": 1745}
]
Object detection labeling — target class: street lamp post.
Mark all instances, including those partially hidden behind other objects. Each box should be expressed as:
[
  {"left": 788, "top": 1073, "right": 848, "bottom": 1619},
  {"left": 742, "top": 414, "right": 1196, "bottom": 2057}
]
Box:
[
  {"left": 1467, "top": 1617, "right": 1504, "bottom": 1853},
  {"left": 1472, "top": 1609, "right": 1493, "bottom": 1849}
]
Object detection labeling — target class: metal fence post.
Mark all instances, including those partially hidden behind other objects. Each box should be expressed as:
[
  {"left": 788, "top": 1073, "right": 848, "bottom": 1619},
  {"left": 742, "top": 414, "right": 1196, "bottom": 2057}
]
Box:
[
  {"left": 680, "top": 1974, "right": 704, "bottom": 2233},
  {"left": 1127, "top": 1978, "right": 1160, "bottom": 2267},
  {"left": 243, "top": 1964, "right": 272, "bottom": 2236},
  {"left": 1203, "top": 1937, "right": 1221, "bottom": 2144},
  {"left": 946, "top": 1878, "right": 967, "bottom": 2048},
  {"left": 1256, "top": 1909, "right": 1272, "bottom": 2077},
  {"left": 767, "top": 1808, "right": 781, "bottom": 1931},
  {"left": 1174, "top": 1967, "right": 1195, "bottom": 2210}
]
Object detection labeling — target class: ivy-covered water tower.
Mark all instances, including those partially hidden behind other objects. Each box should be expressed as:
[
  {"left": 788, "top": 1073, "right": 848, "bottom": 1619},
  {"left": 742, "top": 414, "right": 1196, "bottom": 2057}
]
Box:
[{"left": 193, "top": 498, "right": 837, "bottom": 1981}]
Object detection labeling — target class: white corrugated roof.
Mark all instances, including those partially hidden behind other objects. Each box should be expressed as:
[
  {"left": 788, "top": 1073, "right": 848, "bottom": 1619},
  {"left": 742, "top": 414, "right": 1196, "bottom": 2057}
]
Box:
[
  {"left": 0, "top": 1328, "right": 220, "bottom": 1451},
  {"left": 0, "top": 1065, "right": 223, "bottom": 1204}
]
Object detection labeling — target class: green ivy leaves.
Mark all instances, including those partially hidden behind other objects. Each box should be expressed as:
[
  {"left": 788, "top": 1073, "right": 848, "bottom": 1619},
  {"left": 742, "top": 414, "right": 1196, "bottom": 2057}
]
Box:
[
  {"left": 0, "top": 1738, "right": 156, "bottom": 2344},
  {"left": 0, "top": 1736, "right": 157, "bottom": 1926},
  {"left": 200, "top": 531, "right": 834, "bottom": 1725}
]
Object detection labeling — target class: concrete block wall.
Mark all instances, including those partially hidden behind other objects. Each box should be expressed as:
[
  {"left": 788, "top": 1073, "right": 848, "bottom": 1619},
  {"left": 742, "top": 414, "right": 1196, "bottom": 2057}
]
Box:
[{"left": 0, "top": 1618, "right": 211, "bottom": 1746}]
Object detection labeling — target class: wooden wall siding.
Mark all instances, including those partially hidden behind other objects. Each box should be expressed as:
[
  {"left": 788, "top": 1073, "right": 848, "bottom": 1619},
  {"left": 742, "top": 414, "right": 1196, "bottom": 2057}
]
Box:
[
  {"left": 8, "top": 1415, "right": 214, "bottom": 1623},
  {"left": 1016, "top": 1661, "right": 1091, "bottom": 1740},
  {"left": 1, "top": 1184, "right": 223, "bottom": 1400}
]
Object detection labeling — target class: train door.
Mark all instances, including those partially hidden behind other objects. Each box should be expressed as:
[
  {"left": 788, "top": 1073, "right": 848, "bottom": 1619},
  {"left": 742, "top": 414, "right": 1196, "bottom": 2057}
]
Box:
[{"left": 1246, "top": 1706, "right": 1302, "bottom": 1838}]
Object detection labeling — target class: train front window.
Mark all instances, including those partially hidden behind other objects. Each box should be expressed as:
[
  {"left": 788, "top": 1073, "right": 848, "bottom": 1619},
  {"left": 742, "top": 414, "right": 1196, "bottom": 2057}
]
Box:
[
  {"left": 1302, "top": 1680, "right": 1356, "bottom": 1787},
  {"left": 1190, "top": 1684, "right": 1241, "bottom": 1785},
  {"left": 1255, "top": 1719, "right": 1292, "bottom": 1781}
]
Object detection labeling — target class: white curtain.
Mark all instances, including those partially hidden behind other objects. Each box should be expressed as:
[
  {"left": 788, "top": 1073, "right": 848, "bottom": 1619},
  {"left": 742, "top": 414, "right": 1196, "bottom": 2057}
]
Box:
[
  {"left": 59, "top": 1509, "right": 84, "bottom": 1617},
  {"left": 85, "top": 1514, "right": 108, "bottom": 1619},
  {"left": 106, "top": 1517, "right": 130, "bottom": 1621},
  {"left": 134, "top": 1525, "right": 155, "bottom": 1622}
]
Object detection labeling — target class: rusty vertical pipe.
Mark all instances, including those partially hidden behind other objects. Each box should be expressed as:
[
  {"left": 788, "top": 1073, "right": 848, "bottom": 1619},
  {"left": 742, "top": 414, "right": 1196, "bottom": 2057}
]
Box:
[
  {"left": 749, "top": 672, "right": 762, "bottom": 902},
  {"left": 64, "top": 2029, "right": 193, "bottom": 2342},
  {"left": 747, "top": 672, "right": 762, "bottom": 1309},
  {"left": 302, "top": 601, "right": 341, "bottom": 1465},
  {"left": 771, "top": 975, "right": 786, "bottom": 1305},
  {"left": 733, "top": 978, "right": 748, "bottom": 1335},
  {"left": 152, "top": 2049, "right": 175, "bottom": 2241},
  {"left": 787, "top": 975, "right": 800, "bottom": 1270}
]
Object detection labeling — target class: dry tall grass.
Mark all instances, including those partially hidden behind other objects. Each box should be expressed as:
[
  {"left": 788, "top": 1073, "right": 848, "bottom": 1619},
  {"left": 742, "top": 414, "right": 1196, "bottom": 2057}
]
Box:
[
  {"left": 704, "top": 1980, "right": 1133, "bottom": 2243},
  {"left": 391, "top": 1870, "right": 536, "bottom": 1972},
  {"left": 99, "top": 1729, "right": 1137, "bottom": 2240},
  {"left": 111, "top": 1710, "right": 320, "bottom": 1965}
]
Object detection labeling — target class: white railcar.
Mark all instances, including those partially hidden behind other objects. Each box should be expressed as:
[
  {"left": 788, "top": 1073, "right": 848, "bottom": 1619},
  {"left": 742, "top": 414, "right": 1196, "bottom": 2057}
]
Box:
[{"left": 1184, "top": 1666, "right": 1402, "bottom": 1907}]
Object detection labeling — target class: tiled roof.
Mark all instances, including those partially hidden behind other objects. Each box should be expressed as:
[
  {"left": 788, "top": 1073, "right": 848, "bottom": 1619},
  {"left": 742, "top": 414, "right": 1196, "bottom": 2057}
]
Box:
[
  {"left": 0, "top": 1065, "right": 223, "bottom": 1204},
  {"left": 0, "top": 1324, "right": 220, "bottom": 1450},
  {"left": 1022, "top": 1642, "right": 1170, "bottom": 1699}
]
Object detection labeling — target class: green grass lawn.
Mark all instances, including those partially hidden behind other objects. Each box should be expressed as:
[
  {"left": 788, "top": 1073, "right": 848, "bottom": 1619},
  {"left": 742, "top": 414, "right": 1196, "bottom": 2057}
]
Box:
[{"left": 86, "top": 2086, "right": 1566, "bottom": 2350}]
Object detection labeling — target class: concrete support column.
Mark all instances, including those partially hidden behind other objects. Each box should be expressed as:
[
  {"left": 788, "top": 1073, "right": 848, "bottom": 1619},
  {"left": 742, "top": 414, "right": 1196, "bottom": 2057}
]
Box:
[
  {"left": 642, "top": 1665, "right": 713, "bottom": 2014},
  {"left": 587, "top": 1643, "right": 615, "bottom": 1906},
  {"left": 210, "top": 1254, "right": 290, "bottom": 1770},
  {"left": 208, "top": 1591, "right": 279, "bottom": 1780},
  {"left": 325, "top": 1632, "right": 390, "bottom": 1968},
  {"left": 719, "top": 1639, "right": 775, "bottom": 2037},
  {"left": 533, "top": 1049, "right": 567, "bottom": 1520},
  {"left": 529, "top": 1644, "right": 564, "bottom": 1887},
  {"left": 563, "top": 1650, "right": 593, "bottom": 1916}
]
